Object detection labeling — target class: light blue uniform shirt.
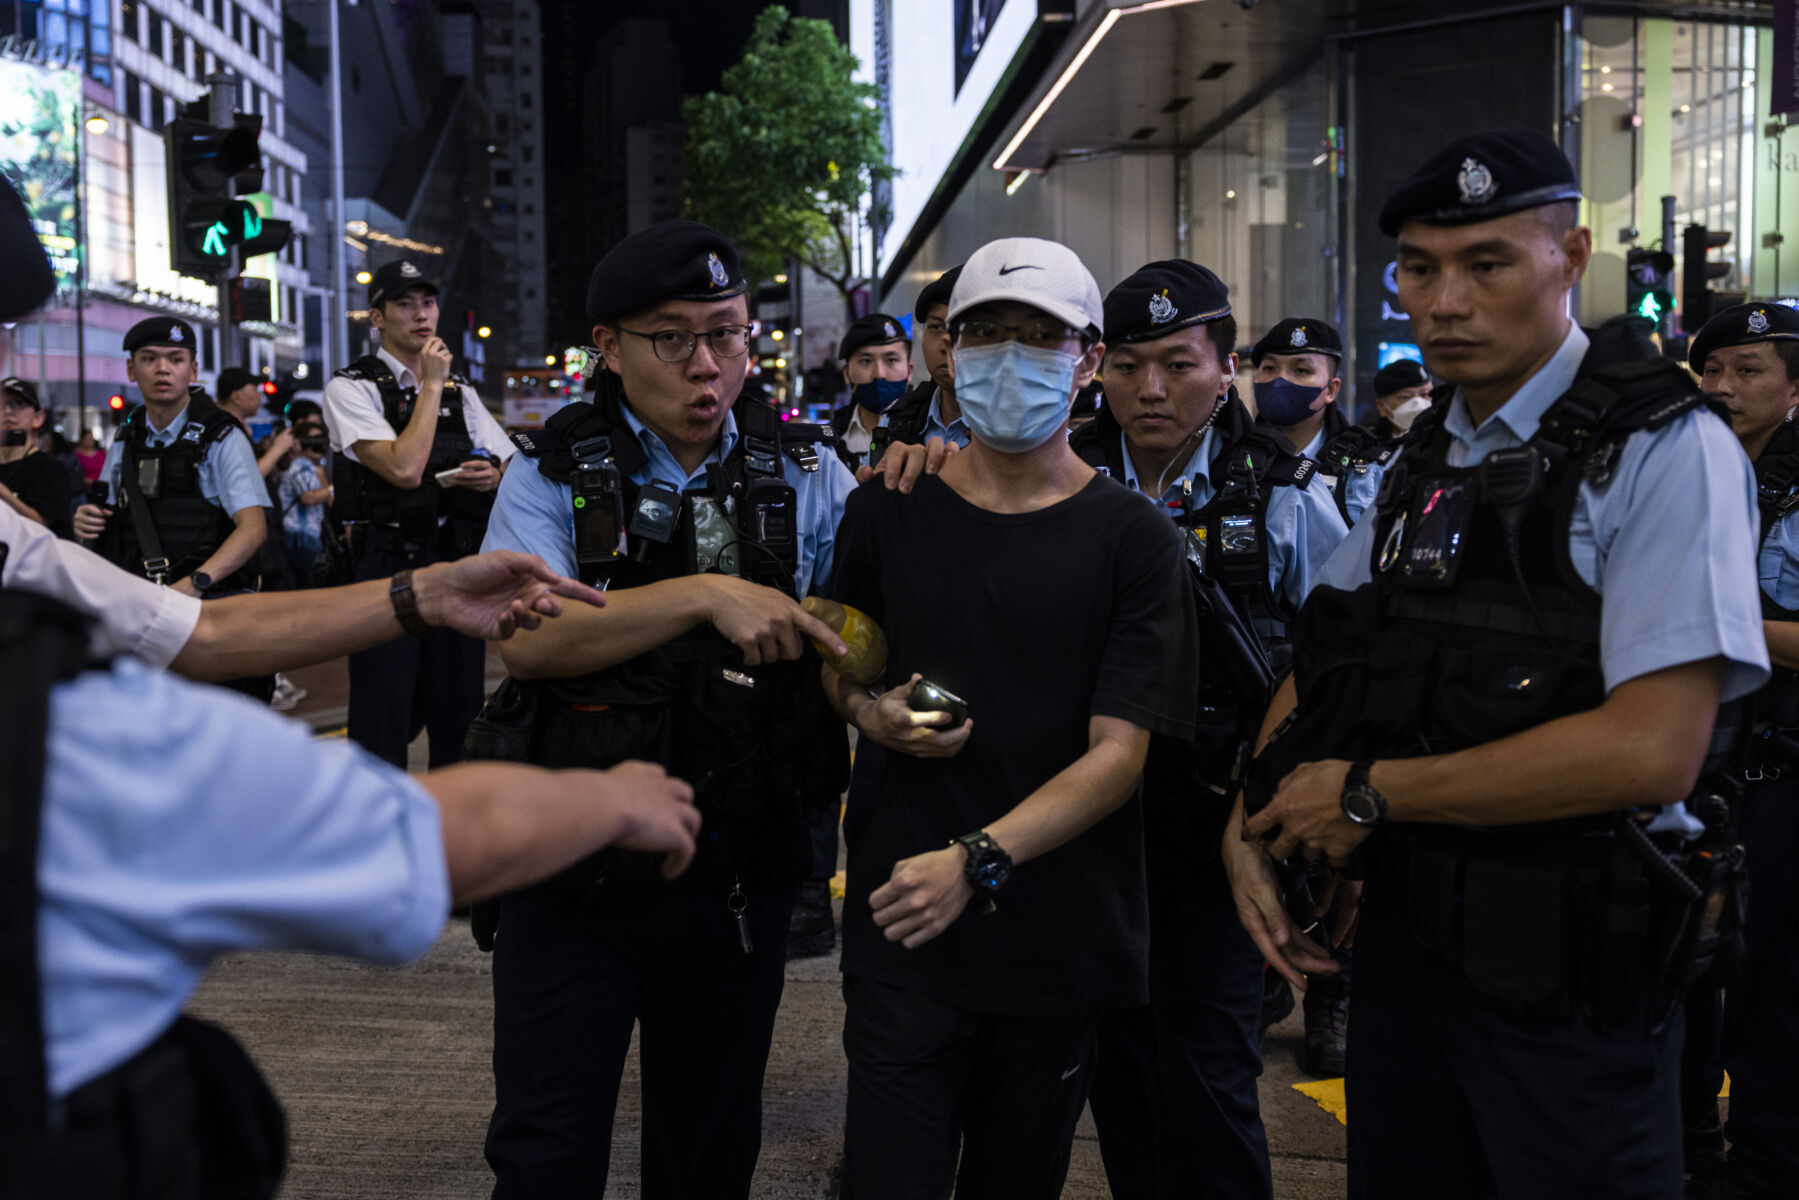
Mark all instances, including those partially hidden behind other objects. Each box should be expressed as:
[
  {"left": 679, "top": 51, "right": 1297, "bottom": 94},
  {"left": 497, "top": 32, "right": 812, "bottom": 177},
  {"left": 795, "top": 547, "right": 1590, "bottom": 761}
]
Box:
[
  {"left": 1759, "top": 508, "right": 1799, "bottom": 612},
  {"left": 40, "top": 658, "right": 449, "bottom": 1099},
  {"left": 1317, "top": 322, "right": 1769, "bottom": 705},
  {"left": 1301, "top": 425, "right": 1387, "bottom": 529},
  {"left": 484, "top": 401, "right": 857, "bottom": 597},
  {"left": 98, "top": 402, "right": 268, "bottom": 516},
  {"left": 1118, "top": 424, "right": 1349, "bottom": 610},
  {"left": 883, "top": 387, "right": 970, "bottom": 450}
]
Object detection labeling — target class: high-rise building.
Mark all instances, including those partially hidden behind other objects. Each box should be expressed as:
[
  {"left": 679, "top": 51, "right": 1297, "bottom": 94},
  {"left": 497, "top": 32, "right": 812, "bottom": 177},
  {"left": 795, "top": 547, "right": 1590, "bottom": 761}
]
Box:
[
  {"left": 481, "top": 0, "right": 547, "bottom": 368},
  {"left": 109, "top": 0, "right": 309, "bottom": 380}
]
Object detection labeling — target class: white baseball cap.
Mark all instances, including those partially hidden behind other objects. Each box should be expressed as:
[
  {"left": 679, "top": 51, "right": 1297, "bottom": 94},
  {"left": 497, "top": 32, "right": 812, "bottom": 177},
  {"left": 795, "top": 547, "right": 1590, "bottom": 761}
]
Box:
[{"left": 948, "top": 237, "right": 1104, "bottom": 336}]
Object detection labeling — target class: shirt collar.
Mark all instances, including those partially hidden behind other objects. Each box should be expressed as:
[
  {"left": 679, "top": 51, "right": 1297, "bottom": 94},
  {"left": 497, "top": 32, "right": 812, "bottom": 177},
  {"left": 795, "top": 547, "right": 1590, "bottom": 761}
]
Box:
[
  {"left": 1443, "top": 321, "right": 1590, "bottom": 447},
  {"left": 618, "top": 400, "right": 739, "bottom": 478},
  {"left": 847, "top": 405, "right": 878, "bottom": 438},
  {"left": 1301, "top": 427, "right": 1326, "bottom": 458},
  {"left": 1118, "top": 422, "right": 1219, "bottom": 501},
  {"left": 144, "top": 402, "right": 192, "bottom": 442},
  {"left": 927, "top": 388, "right": 966, "bottom": 432},
  {"left": 376, "top": 346, "right": 419, "bottom": 390}
]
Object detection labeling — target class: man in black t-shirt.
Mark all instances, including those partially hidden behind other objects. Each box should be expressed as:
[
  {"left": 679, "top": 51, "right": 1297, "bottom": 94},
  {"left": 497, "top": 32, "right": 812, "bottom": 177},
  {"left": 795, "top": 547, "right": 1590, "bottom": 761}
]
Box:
[
  {"left": 822, "top": 237, "right": 1199, "bottom": 1199},
  {"left": 0, "top": 377, "right": 71, "bottom": 537}
]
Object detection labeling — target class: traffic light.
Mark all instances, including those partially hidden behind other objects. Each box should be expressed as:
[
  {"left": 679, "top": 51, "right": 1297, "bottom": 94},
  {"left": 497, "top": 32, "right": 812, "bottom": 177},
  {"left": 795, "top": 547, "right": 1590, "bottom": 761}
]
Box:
[
  {"left": 1682, "top": 224, "right": 1733, "bottom": 332},
  {"left": 230, "top": 276, "right": 273, "bottom": 323},
  {"left": 163, "top": 114, "right": 290, "bottom": 281},
  {"left": 1625, "top": 248, "right": 1674, "bottom": 324},
  {"left": 107, "top": 393, "right": 127, "bottom": 426}
]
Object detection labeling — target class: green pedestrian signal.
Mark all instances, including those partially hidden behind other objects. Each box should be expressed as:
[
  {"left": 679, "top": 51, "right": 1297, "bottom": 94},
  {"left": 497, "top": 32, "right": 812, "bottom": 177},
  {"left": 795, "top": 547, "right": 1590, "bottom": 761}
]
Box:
[
  {"left": 162, "top": 114, "right": 288, "bottom": 282},
  {"left": 1625, "top": 248, "right": 1674, "bottom": 328}
]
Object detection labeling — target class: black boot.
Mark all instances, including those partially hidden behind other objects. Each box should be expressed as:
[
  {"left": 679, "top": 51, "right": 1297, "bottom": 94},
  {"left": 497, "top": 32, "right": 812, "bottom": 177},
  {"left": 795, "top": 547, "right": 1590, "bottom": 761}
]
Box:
[
  {"left": 786, "top": 876, "right": 835, "bottom": 959},
  {"left": 1301, "top": 972, "right": 1349, "bottom": 1076},
  {"left": 1684, "top": 1100, "right": 1727, "bottom": 1198}
]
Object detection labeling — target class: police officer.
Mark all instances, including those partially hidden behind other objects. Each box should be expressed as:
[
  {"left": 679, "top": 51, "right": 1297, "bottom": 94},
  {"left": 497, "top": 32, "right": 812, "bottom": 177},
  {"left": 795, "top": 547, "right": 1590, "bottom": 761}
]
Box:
[
  {"left": 1680, "top": 301, "right": 1799, "bottom": 1200},
  {"left": 872, "top": 265, "right": 971, "bottom": 458},
  {"left": 1227, "top": 129, "right": 1768, "bottom": 1198},
  {"left": 1251, "top": 317, "right": 1390, "bottom": 527},
  {"left": 0, "top": 179, "right": 701, "bottom": 1200},
  {"left": 1366, "top": 357, "right": 1433, "bottom": 441},
  {"left": 322, "top": 260, "right": 515, "bottom": 768},
  {"left": 830, "top": 312, "right": 913, "bottom": 470},
  {"left": 1074, "top": 260, "right": 1346, "bottom": 1200},
  {"left": 476, "top": 218, "right": 862, "bottom": 1198},
  {"left": 73, "top": 319, "right": 268, "bottom": 601}
]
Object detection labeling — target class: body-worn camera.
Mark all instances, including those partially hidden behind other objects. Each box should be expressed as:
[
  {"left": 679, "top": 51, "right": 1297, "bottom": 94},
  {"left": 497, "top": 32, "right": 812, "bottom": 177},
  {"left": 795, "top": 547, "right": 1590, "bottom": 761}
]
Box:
[{"left": 907, "top": 679, "right": 969, "bottom": 729}]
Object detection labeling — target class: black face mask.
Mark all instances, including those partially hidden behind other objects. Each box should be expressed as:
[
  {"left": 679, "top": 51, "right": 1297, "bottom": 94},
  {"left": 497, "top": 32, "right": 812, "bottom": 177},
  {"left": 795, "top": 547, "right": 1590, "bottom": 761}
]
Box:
[{"left": 2, "top": 429, "right": 27, "bottom": 447}]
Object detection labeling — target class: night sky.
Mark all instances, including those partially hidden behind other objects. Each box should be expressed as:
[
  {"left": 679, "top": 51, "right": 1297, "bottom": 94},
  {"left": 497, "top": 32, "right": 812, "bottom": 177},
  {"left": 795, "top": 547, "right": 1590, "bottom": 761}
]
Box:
[{"left": 536, "top": 0, "right": 764, "bottom": 341}]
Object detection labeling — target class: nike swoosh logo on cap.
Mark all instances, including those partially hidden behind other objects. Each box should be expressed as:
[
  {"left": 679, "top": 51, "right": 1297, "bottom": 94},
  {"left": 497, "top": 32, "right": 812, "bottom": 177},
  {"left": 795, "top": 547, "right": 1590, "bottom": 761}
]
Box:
[{"left": 998, "top": 264, "right": 1043, "bottom": 275}]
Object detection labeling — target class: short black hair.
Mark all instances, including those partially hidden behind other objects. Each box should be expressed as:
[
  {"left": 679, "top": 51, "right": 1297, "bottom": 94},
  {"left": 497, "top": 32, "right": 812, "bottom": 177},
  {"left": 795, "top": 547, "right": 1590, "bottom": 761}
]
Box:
[
  {"left": 1206, "top": 315, "right": 1237, "bottom": 371},
  {"left": 1777, "top": 340, "right": 1799, "bottom": 384}
]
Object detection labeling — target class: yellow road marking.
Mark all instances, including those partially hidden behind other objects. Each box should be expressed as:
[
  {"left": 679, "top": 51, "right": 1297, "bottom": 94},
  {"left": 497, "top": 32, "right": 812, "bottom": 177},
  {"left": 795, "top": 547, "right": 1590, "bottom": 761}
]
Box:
[
  {"left": 1292, "top": 1073, "right": 1731, "bottom": 1127},
  {"left": 830, "top": 870, "right": 847, "bottom": 899}
]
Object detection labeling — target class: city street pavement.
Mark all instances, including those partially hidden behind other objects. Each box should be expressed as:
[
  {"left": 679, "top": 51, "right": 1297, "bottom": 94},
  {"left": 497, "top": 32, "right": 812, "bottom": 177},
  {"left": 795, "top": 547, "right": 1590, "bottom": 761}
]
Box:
[{"left": 211, "top": 653, "right": 1348, "bottom": 1197}]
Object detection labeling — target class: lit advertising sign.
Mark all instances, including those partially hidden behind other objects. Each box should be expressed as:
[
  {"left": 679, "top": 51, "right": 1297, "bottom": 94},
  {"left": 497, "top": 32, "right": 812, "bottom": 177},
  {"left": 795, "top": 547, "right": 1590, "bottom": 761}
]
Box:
[{"left": 0, "top": 58, "right": 80, "bottom": 287}]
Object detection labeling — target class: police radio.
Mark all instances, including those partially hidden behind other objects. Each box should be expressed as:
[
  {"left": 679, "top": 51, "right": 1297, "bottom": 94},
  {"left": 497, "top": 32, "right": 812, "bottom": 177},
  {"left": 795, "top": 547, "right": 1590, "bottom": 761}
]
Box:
[
  {"left": 574, "top": 458, "right": 627, "bottom": 574},
  {"left": 743, "top": 476, "right": 799, "bottom": 580}
]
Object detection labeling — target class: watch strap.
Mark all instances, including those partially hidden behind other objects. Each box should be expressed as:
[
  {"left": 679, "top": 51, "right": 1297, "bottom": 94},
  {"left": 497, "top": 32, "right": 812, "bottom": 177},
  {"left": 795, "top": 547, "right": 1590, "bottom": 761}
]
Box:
[{"left": 389, "top": 569, "right": 433, "bottom": 638}]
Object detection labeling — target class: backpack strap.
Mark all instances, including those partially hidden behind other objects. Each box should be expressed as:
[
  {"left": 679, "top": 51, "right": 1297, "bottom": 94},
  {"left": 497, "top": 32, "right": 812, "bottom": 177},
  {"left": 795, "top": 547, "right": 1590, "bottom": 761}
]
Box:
[{"left": 0, "top": 592, "right": 96, "bottom": 1148}]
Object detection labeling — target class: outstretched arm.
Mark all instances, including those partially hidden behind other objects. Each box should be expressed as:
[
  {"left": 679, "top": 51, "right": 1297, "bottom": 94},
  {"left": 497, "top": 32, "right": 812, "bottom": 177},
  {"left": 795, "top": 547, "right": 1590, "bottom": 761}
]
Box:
[
  {"left": 424, "top": 759, "right": 701, "bottom": 903},
  {"left": 170, "top": 549, "right": 607, "bottom": 680}
]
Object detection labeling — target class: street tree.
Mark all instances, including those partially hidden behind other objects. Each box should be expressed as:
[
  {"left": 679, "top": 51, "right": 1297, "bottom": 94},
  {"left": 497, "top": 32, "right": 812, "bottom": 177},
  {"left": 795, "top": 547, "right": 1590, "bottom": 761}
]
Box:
[{"left": 682, "top": 5, "right": 894, "bottom": 318}]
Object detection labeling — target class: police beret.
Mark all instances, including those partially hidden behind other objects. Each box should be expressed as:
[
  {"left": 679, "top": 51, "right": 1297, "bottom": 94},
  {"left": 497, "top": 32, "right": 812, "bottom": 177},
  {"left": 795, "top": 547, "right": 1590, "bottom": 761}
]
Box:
[
  {"left": 914, "top": 266, "right": 962, "bottom": 322},
  {"left": 123, "top": 317, "right": 199, "bottom": 354},
  {"left": 1104, "top": 260, "right": 1231, "bottom": 346},
  {"left": 1378, "top": 128, "right": 1582, "bottom": 238},
  {"left": 1252, "top": 317, "right": 1343, "bottom": 365},
  {"left": 839, "top": 313, "right": 910, "bottom": 361},
  {"left": 1372, "top": 358, "right": 1430, "bottom": 396},
  {"left": 368, "top": 259, "right": 439, "bottom": 307},
  {"left": 586, "top": 219, "right": 747, "bottom": 323},
  {"left": 1689, "top": 302, "right": 1799, "bottom": 373},
  {"left": 0, "top": 178, "right": 54, "bottom": 323}
]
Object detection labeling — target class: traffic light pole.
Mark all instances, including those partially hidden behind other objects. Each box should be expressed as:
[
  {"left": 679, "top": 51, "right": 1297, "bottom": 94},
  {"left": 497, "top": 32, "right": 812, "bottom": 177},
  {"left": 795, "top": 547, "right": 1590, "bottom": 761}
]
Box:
[{"left": 207, "top": 71, "right": 238, "bottom": 373}]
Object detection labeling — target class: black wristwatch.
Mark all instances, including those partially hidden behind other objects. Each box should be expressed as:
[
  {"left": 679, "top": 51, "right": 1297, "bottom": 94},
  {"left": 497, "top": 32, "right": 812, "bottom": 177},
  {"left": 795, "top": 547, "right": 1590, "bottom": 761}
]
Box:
[
  {"left": 1340, "top": 760, "right": 1386, "bottom": 827},
  {"left": 951, "top": 830, "right": 1012, "bottom": 912},
  {"left": 188, "top": 570, "right": 213, "bottom": 593}
]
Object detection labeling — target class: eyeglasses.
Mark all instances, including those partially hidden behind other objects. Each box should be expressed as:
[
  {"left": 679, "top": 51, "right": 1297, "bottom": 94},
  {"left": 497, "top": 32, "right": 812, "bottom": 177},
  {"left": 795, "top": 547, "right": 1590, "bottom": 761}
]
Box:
[
  {"left": 617, "top": 324, "right": 755, "bottom": 363},
  {"left": 951, "top": 319, "right": 1085, "bottom": 350}
]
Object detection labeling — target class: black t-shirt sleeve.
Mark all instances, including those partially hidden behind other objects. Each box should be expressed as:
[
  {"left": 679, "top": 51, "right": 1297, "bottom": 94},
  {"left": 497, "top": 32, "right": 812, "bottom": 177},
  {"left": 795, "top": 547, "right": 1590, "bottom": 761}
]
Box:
[
  {"left": 1091, "top": 506, "right": 1199, "bottom": 741},
  {"left": 825, "top": 483, "right": 886, "bottom": 624},
  {"left": 3, "top": 454, "right": 72, "bottom": 539}
]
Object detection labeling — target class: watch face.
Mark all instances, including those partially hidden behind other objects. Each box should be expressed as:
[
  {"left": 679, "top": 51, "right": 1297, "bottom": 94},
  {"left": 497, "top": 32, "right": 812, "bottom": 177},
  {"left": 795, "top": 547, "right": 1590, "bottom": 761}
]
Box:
[
  {"left": 973, "top": 854, "right": 1011, "bottom": 892},
  {"left": 1344, "top": 786, "right": 1381, "bottom": 825}
]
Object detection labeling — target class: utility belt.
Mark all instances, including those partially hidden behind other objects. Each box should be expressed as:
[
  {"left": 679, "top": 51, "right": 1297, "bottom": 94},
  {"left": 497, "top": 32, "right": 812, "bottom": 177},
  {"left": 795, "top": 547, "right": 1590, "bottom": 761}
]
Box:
[
  {"left": 345, "top": 512, "right": 487, "bottom": 564},
  {"left": 27, "top": 1016, "right": 286, "bottom": 1200},
  {"left": 461, "top": 639, "right": 845, "bottom": 947},
  {"left": 1365, "top": 792, "right": 1746, "bottom": 1031}
]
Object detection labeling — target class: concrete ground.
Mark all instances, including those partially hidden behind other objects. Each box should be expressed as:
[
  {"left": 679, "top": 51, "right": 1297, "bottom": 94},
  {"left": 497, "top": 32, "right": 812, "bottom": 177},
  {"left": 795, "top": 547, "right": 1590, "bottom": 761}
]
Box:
[
  {"left": 215, "top": 653, "right": 1348, "bottom": 1197},
  {"left": 190, "top": 918, "right": 1349, "bottom": 1200}
]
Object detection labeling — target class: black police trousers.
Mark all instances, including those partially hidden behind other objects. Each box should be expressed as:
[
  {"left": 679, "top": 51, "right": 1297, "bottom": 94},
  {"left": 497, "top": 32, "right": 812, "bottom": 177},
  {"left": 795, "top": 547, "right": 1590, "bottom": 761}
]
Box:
[
  {"left": 484, "top": 873, "right": 797, "bottom": 1200},
  {"left": 1088, "top": 856, "right": 1272, "bottom": 1200},
  {"left": 1346, "top": 868, "right": 1684, "bottom": 1200},
  {"left": 1681, "top": 773, "right": 1799, "bottom": 1192},
  {"left": 839, "top": 974, "right": 1098, "bottom": 1200},
  {"left": 345, "top": 529, "right": 484, "bottom": 770}
]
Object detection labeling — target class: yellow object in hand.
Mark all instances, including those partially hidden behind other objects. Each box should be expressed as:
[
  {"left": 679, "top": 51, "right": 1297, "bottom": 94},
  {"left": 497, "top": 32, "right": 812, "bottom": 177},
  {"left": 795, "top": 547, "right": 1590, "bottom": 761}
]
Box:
[{"left": 802, "top": 595, "right": 889, "bottom": 685}]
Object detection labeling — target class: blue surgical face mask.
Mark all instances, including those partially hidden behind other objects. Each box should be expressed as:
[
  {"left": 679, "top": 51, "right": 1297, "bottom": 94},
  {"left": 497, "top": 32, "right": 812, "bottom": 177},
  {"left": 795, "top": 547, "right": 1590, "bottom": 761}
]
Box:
[
  {"left": 1252, "top": 377, "right": 1326, "bottom": 428},
  {"left": 851, "top": 377, "right": 910, "bottom": 414},
  {"left": 952, "top": 341, "right": 1080, "bottom": 453}
]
